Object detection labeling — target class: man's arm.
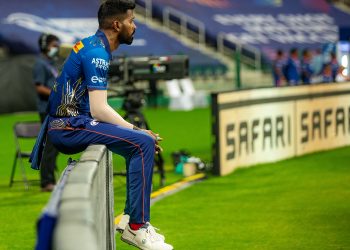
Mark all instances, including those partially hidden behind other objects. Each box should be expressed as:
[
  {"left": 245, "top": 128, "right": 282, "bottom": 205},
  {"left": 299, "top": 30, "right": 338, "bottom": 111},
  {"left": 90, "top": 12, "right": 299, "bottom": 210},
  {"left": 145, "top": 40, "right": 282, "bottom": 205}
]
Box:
[
  {"left": 35, "top": 84, "right": 51, "bottom": 96},
  {"left": 89, "top": 89, "right": 133, "bottom": 129},
  {"left": 33, "top": 61, "right": 51, "bottom": 97},
  {"left": 89, "top": 89, "right": 163, "bottom": 152},
  {"left": 83, "top": 49, "right": 161, "bottom": 150}
]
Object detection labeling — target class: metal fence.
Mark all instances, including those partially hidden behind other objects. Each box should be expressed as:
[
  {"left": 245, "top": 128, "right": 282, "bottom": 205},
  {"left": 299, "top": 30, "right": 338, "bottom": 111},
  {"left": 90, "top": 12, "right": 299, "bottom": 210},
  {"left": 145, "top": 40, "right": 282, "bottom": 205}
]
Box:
[{"left": 52, "top": 145, "right": 115, "bottom": 250}]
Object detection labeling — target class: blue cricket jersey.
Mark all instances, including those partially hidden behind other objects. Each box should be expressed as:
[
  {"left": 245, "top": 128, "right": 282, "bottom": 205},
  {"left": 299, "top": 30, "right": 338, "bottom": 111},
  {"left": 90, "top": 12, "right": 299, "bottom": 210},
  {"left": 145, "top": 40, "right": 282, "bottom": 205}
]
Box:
[
  {"left": 48, "top": 30, "right": 112, "bottom": 117},
  {"left": 285, "top": 57, "right": 301, "bottom": 85},
  {"left": 301, "top": 59, "right": 313, "bottom": 84},
  {"left": 273, "top": 58, "right": 285, "bottom": 86}
]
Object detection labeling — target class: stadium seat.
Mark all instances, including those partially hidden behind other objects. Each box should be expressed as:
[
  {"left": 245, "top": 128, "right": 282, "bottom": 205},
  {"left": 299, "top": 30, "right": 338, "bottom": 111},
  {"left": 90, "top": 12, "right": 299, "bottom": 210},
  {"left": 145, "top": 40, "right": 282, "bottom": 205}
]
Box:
[
  {"left": 9, "top": 121, "right": 41, "bottom": 190},
  {"left": 166, "top": 79, "right": 194, "bottom": 110},
  {"left": 179, "top": 78, "right": 208, "bottom": 108}
]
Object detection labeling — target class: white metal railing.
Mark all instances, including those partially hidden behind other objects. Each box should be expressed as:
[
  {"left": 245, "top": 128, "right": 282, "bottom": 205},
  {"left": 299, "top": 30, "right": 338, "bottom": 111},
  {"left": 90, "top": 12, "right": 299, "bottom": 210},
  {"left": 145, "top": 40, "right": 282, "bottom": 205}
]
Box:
[
  {"left": 338, "top": 0, "right": 350, "bottom": 6},
  {"left": 135, "top": 0, "right": 261, "bottom": 70},
  {"left": 144, "top": 0, "right": 153, "bottom": 20},
  {"left": 217, "top": 32, "right": 262, "bottom": 70},
  {"left": 163, "top": 6, "right": 205, "bottom": 45},
  {"left": 135, "top": 0, "right": 153, "bottom": 23}
]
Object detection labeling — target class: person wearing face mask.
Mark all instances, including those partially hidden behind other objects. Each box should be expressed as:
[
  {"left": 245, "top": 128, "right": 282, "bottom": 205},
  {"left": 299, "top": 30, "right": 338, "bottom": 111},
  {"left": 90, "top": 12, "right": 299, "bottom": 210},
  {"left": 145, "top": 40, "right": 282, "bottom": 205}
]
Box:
[{"left": 32, "top": 33, "right": 60, "bottom": 192}]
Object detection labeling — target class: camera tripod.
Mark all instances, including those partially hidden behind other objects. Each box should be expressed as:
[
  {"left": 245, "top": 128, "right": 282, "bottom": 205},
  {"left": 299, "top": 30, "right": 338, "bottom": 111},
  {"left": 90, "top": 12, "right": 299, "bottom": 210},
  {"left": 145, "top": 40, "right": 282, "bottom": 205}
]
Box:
[{"left": 114, "top": 89, "right": 166, "bottom": 187}]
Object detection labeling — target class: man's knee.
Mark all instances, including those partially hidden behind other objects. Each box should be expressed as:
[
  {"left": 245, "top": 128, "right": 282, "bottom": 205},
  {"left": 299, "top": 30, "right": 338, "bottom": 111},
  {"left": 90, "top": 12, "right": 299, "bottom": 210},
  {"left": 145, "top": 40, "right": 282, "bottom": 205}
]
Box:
[{"left": 138, "top": 133, "right": 155, "bottom": 150}]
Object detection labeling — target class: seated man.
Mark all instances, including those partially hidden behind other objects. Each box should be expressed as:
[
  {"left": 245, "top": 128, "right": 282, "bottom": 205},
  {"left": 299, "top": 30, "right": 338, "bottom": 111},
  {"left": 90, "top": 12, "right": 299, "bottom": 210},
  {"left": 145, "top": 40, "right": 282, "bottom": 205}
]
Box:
[{"left": 31, "top": 1, "right": 172, "bottom": 249}]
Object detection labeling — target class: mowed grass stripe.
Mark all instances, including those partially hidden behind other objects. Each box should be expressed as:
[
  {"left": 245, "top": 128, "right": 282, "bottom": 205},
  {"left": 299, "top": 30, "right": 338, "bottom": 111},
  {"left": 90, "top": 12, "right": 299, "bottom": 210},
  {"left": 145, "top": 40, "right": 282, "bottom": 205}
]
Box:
[
  {"left": 0, "top": 109, "right": 210, "bottom": 250},
  {"left": 130, "top": 147, "right": 350, "bottom": 250},
  {"left": 1, "top": 111, "right": 350, "bottom": 250}
]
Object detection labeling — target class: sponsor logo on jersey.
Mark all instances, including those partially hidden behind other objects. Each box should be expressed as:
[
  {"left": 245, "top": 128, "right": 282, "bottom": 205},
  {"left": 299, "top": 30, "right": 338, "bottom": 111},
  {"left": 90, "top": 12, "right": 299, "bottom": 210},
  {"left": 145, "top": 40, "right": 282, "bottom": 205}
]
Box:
[
  {"left": 91, "top": 58, "right": 109, "bottom": 70},
  {"left": 90, "top": 119, "right": 99, "bottom": 126},
  {"left": 73, "top": 41, "right": 84, "bottom": 53},
  {"left": 50, "top": 119, "right": 66, "bottom": 129},
  {"left": 91, "top": 76, "right": 107, "bottom": 84}
]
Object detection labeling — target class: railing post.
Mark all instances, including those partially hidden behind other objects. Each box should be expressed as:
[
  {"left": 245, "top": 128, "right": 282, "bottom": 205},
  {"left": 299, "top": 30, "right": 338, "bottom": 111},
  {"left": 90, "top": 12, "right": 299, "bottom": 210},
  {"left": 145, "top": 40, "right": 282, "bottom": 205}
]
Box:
[
  {"left": 235, "top": 49, "right": 241, "bottom": 89},
  {"left": 181, "top": 16, "right": 187, "bottom": 38},
  {"left": 145, "top": 0, "right": 153, "bottom": 21},
  {"left": 199, "top": 23, "right": 205, "bottom": 45},
  {"left": 163, "top": 9, "right": 169, "bottom": 30}
]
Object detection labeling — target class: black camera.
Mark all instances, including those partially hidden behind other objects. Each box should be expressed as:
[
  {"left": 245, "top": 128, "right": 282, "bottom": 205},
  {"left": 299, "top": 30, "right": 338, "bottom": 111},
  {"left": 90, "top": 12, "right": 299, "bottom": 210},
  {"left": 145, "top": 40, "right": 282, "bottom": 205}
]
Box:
[
  {"left": 108, "top": 55, "right": 189, "bottom": 84},
  {"left": 108, "top": 56, "right": 189, "bottom": 187},
  {"left": 122, "top": 89, "right": 145, "bottom": 112}
]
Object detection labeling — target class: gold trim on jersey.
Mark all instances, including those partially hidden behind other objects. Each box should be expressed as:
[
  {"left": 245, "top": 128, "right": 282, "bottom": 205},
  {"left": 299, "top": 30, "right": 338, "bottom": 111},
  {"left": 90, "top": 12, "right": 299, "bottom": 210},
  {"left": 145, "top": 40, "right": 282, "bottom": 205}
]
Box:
[{"left": 56, "top": 78, "right": 85, "bottom": 117}]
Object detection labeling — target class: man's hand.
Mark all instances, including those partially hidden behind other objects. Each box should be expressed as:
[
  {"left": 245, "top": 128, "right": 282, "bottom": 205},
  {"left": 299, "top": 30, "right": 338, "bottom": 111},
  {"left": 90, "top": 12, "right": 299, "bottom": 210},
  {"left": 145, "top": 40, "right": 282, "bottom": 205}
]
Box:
[
  {"left": 142, "top": 129, "right": 163, "bottom": 154},
  {"left": 143, "top": 129, "right": 163, "bottom": 141},
  {"left": 154, "top": 144, "right": 163, "bottom": 154}
]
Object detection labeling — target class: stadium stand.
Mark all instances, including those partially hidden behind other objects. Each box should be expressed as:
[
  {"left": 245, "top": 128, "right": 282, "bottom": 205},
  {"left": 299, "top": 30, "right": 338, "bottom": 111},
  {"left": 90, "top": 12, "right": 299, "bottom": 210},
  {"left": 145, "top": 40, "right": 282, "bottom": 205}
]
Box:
[
  {"left": 115, "top": 21, "right": 227, "bottom": 76},
  {"left": 136, "top": 0, "right": 350, "bottom": 62},
  {"left": 0, "top": 0, "right": 233, "bottom": 114},
  {"left": 2, "top": 0, "right": 350, "bottom": 113},
  {"left": 328, "top": 0, "right": 350, "bottom": 7},
  {"left": 0, "top": 0, "right": 226, "bottom": 76},
  {"left": 35, "top": 145, "right": 115, "bottom": 250}
]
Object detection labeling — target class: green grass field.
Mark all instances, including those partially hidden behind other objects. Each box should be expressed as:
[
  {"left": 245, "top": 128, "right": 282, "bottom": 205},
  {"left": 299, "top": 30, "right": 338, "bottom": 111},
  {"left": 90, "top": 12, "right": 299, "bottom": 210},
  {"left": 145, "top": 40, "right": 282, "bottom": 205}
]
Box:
[
  {"left": 149, "top": 147, "right": 350, "bottom": 250},
  {"left": 0, "top": 109, "right": 350, "bottom": 250}
]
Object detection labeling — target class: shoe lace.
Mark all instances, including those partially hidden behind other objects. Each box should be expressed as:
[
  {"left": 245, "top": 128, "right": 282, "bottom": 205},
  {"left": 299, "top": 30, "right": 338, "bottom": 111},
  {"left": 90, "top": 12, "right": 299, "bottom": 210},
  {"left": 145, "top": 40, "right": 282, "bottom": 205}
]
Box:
[{"left": 146, "top": 224, "right": 164, "bottom": 242}]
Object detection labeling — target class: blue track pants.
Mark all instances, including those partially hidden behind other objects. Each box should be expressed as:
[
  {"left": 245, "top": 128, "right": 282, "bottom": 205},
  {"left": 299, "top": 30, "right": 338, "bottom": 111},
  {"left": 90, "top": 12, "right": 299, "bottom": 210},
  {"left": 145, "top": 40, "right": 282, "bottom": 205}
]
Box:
[{"left": 47, "top": 115, "right": 155, "bottom": 224}]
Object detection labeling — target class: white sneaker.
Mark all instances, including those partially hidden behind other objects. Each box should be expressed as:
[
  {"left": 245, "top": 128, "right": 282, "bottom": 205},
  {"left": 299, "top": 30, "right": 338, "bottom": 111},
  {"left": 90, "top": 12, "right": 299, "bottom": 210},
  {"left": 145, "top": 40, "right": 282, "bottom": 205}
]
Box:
[
  {"left": 116, "top": 215, "right": 165, "bottom": 241},
  {"left": 116, "top": 214, "right": 130, "bottom": 233},
  {"left": 146, "top": 223, "right": 165, "bottom": 241},
  {"left": 121, "top": 224, "right": 173, "bottom": 250}
]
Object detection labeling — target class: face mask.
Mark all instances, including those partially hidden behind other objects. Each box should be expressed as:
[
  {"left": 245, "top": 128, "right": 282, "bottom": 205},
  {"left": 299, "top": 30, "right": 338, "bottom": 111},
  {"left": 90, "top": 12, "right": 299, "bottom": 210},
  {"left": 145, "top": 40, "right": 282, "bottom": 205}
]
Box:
[{"left": 47, "top": 47, "right": 59, "bottom": 58}]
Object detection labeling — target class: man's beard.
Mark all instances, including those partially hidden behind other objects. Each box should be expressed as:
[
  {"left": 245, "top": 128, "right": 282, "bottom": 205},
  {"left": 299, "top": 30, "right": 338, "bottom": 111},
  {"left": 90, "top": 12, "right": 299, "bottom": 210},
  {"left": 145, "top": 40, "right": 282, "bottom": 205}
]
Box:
[{"left": 120, "top": 30, "right": 134, "bottom": 45}]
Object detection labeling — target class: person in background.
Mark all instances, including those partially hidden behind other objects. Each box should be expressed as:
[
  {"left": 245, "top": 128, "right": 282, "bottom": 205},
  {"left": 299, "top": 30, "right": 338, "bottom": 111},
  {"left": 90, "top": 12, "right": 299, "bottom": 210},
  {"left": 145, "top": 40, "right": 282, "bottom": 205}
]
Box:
[
  {"left": 335, "top": 66, "right": 350, "bottom": 82},
  {"left": 272, "top": 49, "right": 285, "bottom": 87},
  {"left": 330, "top": 52, "right": 340, "bottom": 82},
  {"left": 301, "top": 49, "right": 314, "bottom": 85},
  {"left": 284, "top": 48, "right": 301, "bottom": 85},
  {"left": 32, "top": 33, "right": 60, "bottom": 192},
  {"left": 310, "top": 48, "right": 323, "bottom": 75},
  {"left": 321, "top": 63, "right": 333, "bottom": 83}
]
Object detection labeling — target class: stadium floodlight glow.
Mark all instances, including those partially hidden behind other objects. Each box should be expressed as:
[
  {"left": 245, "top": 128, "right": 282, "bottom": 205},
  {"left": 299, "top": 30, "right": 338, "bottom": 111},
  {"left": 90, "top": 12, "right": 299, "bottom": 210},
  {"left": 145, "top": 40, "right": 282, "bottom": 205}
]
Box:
[{"left": 341, "top": 54, "right": 348, "bottom": 68}]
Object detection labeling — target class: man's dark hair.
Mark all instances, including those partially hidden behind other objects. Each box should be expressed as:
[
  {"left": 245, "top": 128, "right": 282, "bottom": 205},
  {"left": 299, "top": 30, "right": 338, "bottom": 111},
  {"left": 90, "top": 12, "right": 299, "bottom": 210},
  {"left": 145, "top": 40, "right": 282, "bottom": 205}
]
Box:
[
  {"left": 290, "top": 48, "right": 298, "bottom": 56},
  {"left": 98, "top": 0, "right": 136, "bottom": 29},
  {"left": 276, "top": 49, "right": 283, "bottom": 57},
  {"left": 38, "top": 33, "right": 59, "bottom": 52},
  {"left": 302, "top": 49, "right": 309, "bottom": 57}
]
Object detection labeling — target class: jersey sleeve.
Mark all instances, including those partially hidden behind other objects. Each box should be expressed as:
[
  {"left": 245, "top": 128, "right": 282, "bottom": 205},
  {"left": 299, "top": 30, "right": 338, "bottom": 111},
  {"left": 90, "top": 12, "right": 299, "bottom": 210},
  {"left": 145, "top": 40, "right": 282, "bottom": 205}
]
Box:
[{"left": 81, "top": 48, "right": 110, "bottom": 90}]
